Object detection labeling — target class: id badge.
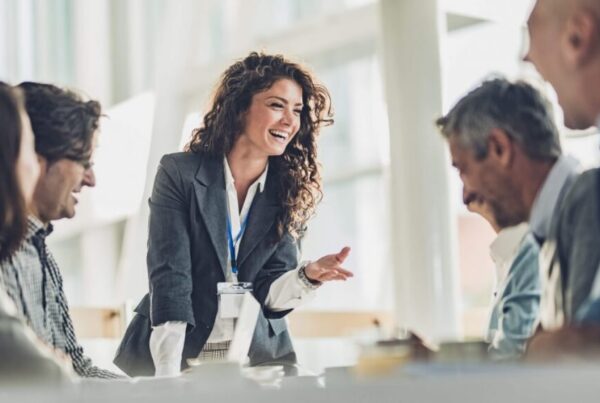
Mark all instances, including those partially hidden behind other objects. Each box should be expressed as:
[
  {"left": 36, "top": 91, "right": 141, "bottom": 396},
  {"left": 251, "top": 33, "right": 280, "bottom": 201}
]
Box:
[{"left": 217, "top": 282, "right": 252, "bottom": 319}]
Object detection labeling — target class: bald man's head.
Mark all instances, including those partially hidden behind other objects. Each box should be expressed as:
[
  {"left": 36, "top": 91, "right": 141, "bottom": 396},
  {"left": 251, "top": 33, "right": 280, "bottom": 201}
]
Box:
[
  {"left": 526, "top": 0, "right": 600, "bottom": 129},
  {"left": 538, "top": 0, "right": 600, "bottom": 22},
  {"left": 568, "top": 0, "right": 600, "bottom": 16}
]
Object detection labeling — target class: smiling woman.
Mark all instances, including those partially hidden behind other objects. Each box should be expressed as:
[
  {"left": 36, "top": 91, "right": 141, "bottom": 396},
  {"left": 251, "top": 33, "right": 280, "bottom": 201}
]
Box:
[
  {"left": 185, "top": 52, "right": 333, "bottom": 239},
  {"left": 226, "top": 78, "right": 304, "bottom": 209},
  {"left": 240, "top": 79, "right": 303, "bottom": 152},
  {"left": 115, "top": 52, "right": 353, "bottom": 377}
]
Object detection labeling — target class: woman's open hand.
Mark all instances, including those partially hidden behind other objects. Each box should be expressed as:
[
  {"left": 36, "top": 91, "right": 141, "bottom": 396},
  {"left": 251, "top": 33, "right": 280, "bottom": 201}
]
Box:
[{"left": 305, "top": 246, "right": 353, "bottom": 282}]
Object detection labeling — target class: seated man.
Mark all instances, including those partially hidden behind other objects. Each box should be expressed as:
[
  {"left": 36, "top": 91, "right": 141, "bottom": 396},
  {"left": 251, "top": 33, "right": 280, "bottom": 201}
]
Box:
[
  {"left": 0, "top": 82, "right": 122, "bottom": 379},
  {"left": 436, "top": 78, "right": 580, "bottom": 353},
  {"left": 526, "top": 0, "right": 600, "bottom": 329}
]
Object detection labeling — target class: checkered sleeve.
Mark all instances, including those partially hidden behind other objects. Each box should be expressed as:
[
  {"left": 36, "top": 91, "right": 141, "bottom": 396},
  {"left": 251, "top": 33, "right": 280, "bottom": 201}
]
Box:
[
  {"left": 0, "top": 246, "right": 35, "bottom": 320},
  {"left": 63, "top": 316, "right": 123, "bottom": 379},
  {"left": 46, "top": 255, "right": 125, "bottom": 379}
]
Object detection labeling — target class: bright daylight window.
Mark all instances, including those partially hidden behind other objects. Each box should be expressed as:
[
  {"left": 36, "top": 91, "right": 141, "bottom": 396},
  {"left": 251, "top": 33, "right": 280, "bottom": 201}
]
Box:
[{"left": 301, "top": 55, "right": 392, "bottom": 311}]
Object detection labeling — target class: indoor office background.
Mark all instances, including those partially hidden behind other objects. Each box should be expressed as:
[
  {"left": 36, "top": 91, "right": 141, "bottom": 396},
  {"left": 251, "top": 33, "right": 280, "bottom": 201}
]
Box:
[{"left": 1, "top": 0, "right": 599, "bottom": 370}]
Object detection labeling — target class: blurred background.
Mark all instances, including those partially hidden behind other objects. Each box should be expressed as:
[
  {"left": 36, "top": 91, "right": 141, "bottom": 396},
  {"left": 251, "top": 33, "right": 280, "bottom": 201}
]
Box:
[{"left": 1, "top": 0, "right": 599, "bottom": 371}]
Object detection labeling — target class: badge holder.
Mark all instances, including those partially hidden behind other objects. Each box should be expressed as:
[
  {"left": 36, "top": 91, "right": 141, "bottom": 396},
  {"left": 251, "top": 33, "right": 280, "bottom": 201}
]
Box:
[{"left": 217, "top": 282, "right": 252, "bottom": 319}]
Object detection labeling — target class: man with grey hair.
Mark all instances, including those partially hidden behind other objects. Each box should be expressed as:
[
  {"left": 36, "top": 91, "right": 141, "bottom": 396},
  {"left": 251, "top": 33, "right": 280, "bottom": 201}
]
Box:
[
  {"left": 437, "top": 78, "right": 580, "bottom": 355},
  {"left": 525, "top": 0, "right": 600, "bottom": 328}
]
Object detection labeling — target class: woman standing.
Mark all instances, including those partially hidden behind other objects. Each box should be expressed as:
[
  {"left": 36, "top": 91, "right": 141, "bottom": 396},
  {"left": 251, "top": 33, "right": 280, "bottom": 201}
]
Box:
[{"left": 115, "top": 52, "right": 352, "bottom": 377}]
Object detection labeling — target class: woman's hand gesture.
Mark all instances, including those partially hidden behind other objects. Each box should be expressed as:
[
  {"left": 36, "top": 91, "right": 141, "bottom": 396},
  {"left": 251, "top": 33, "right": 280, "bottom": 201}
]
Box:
[{"left": 305, "top": 246, "right": 353, "bottom": 283}]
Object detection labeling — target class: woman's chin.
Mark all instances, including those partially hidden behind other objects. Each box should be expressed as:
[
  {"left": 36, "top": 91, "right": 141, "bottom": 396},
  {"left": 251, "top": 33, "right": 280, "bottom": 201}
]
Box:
[{"left": 265, "top": 145, "right": 287, "bottom": 157}]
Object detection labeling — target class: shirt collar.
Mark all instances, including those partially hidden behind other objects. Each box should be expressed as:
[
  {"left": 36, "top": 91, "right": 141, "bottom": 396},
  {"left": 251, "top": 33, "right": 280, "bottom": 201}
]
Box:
[
  {"left": 529, "top": 155, "right": 580, "bottom": 241},
  {"left": 26, "top": 215, "right": 53, "bottom": 239},
  {"left": 489, "top": 223, "right": 529, "bottom": 268},
  {"left": 223, "top": 157, "right": 268, "bottom": 193}
]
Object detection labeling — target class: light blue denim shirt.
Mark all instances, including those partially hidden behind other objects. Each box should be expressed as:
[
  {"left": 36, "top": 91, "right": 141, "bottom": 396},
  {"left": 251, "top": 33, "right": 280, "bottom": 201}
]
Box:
[{"left": 486, "top": 225, "right": 541, "bottom": 360}]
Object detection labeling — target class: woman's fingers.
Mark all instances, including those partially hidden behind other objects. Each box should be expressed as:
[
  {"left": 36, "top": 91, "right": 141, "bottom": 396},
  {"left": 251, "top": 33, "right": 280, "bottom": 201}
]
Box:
[
  {"left": 334, "top": 267, "right": 353, "bottom": 277},
  {"left": 317, "top": 267, "right": 353, "bottom": 282},
  {"left": 307, "top": 246, "right": 353, "bottom": 282},
  {"left": 319, "top": 272, "right": 342, "bottom": 282},
  {"left": 335, "top": 246, "right": 351, "bottom": 263}
]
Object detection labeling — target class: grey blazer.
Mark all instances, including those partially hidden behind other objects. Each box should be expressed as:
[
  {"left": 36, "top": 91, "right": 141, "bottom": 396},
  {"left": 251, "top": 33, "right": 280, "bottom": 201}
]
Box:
[
  {"left": 545, "top": 168, "right": 600, "bottom": 324},
  {"left": 114, "top": 152, "right": 297, "bottom": 376}
]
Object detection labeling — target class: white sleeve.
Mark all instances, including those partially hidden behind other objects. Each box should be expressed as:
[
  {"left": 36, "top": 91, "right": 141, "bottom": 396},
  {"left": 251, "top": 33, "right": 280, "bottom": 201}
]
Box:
[
  {"left": 149, "top": 321, "right": 187, "bottom": 377},
  {"left": 265, "top": 268, "right": 318, "bottom": 311}
]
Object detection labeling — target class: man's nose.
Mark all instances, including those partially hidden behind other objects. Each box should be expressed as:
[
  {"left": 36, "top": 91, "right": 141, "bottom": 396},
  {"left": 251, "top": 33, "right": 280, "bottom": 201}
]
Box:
[
  {"left": 462, "top": 186, "right": 477, "bottom": 205},
  {"left": 82, "top": 167, "right": 96, "bottom": 187}
]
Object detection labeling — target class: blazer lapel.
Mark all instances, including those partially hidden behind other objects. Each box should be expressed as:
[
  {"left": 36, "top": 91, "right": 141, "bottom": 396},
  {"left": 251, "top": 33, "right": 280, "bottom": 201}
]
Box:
[
  {"left": 236, "top": 181, "right": 280, "bottom": 269},
  {"left": 192, "top": 157, "right": 228, "bottom": 276}
]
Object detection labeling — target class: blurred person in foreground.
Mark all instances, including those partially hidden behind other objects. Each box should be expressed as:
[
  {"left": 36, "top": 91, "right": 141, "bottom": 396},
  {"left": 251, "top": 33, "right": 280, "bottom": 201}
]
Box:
[
  {"left": 519, "top": 0, "right": 600, "bottom": 358},
  {"left": 0, "top": 82, "right": 72, "bottom": 383},
  {"left": 437, "top": 77, "right": 580, "bottom": 358},
  {"left": 0, "top": 82, "right": 122, "bottom": 379}
]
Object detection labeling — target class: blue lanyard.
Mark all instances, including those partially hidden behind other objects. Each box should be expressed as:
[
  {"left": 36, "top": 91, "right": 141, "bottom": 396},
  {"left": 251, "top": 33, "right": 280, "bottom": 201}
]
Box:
[{"left": 226, "top": 212, "right": 250, "bottom": 278}]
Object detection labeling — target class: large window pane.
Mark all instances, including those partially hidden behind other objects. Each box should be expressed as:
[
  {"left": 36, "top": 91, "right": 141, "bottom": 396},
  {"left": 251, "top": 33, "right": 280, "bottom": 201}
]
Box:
[{"left": 300, "top": 54, "right": 392, "bottom": 312}]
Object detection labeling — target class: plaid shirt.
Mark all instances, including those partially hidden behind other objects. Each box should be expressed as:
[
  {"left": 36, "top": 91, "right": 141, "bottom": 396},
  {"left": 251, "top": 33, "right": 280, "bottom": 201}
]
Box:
[{"left": 0, "top": 217, "right": 122, "bottom": 379}]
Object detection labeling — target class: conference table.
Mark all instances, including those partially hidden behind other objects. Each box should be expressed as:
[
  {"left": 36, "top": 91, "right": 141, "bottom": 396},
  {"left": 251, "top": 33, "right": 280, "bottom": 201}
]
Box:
[{"left": 2, "top": 360, "right": 599, "bottom": 403}]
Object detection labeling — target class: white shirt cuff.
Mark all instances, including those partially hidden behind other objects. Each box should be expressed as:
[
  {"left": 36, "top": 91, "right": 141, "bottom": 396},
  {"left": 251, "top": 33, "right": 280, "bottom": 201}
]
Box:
[
  {"left": 149, "top": 321, "right": 187, "bottom": 377},
  {"left": 265, "top": 267, "right": 318, "bottom": 311}
]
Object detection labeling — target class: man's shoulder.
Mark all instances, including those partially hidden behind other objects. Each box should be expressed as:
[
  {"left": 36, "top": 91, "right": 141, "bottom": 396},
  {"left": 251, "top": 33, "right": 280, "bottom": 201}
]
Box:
[
  {"left": 0, "top": 238, "right": 39, "bottom": 272},
  {"left": 509, "top": 233, "right": 541, "bottom": 286},
  {"left": 519, "top": 232, "right": 540, "bottom": 256},
  {"left": 555, "top": 167, "right": 600, "bottom": 243},
  {"left": 0, "top": 244, "right": 39, "bottom": 318},
  {"left": 561, "top": 167, "right": 600, "bottom": 211},
  {"left": 571, "top": 167, "right": 600, "bottom": 190}
]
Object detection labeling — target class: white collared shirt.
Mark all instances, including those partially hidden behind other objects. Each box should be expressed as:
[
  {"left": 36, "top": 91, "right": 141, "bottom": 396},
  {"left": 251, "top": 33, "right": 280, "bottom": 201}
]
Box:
[
  {"left": 150, "top": 158, "right": 317, "bottom": 377},
  {"left": 529, "top": 155, "right": 581, "bottom": 241}
]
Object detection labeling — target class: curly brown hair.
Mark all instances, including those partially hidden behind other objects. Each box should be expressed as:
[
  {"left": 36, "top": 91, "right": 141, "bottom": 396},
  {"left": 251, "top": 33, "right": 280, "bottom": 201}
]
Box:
[
  {"left": 18, "top": 82, "right": 102, "bottom": 168},
  {"left": 185, "top": 52, "right": 333, "bottom": 240}
]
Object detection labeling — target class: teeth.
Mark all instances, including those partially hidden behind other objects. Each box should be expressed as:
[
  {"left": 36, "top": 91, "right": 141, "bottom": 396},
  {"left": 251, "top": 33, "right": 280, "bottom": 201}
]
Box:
[{"left": 269, "top": 130, "right": 288, "bottom": 139}]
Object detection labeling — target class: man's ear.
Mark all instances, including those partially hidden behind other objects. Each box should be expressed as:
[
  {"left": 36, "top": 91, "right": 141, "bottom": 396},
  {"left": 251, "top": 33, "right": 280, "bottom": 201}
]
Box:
[
  {"left": 487, "top": 128, "right": 513, "bottom": 168},
  {"left": 562, "top": 11, "right": 599, "bottom": 68}
]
